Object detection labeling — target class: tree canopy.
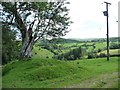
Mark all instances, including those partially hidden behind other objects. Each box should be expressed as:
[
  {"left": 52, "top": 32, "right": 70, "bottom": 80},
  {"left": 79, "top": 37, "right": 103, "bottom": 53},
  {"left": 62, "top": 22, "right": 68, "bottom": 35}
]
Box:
[
  {"left": 0, "top": 1, "right": 72, "bottom": 59},
  {"left": 2, "top": 23, "right": 20, "bottom": 64}
]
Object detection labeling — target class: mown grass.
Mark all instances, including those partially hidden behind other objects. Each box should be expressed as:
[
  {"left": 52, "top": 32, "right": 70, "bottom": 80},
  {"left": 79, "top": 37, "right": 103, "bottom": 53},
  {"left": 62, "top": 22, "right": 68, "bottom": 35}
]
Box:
[
  {"left": 2, "top": 57, "right": 119, "bottom": 88},
  {"left": 98, "top": 49, "right": 120, "bottom": 55}
]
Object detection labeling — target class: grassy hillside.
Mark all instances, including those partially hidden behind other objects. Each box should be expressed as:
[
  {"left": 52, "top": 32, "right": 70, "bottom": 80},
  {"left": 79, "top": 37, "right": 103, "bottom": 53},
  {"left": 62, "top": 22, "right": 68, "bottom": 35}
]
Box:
[
  {"left": 32, "top": 46, "right": 54, "bottom": 59},
  {"left": 2, "top": 38, "right": 119, "bottom": 88},
  {"left": 98, "top": 49, "right": 120, "bottom": 56},
  {"left": 2, "top": 57, "right": 119, "bottom": 88}
]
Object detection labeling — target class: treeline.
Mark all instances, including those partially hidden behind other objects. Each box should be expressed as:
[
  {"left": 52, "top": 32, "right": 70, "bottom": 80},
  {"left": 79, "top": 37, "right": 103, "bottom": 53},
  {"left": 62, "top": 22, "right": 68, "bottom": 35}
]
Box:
[
  {"left": 40, "top": 38, "right": 80, "bottom": 45},
  {"left": 2, "top": 25, "right": 20, "bottom": 65},
  {"left": 110, "top": 43, "right": 120, "bottom": 49},
  {"left": 54, "top": 47, "right": 82, "bottom": 60},
  {"left": 40, "top": 37, "right": 120, "bottom": 45},
  {"left": 90, "top": 37, "right": 120, "bottom": 42}
]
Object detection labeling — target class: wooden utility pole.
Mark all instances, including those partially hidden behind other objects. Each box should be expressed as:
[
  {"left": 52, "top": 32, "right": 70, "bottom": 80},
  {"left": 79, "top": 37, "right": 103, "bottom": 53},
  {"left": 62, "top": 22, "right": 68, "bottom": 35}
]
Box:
[{"left": 103, "top": 2, "right": 111, "bottom": 61}]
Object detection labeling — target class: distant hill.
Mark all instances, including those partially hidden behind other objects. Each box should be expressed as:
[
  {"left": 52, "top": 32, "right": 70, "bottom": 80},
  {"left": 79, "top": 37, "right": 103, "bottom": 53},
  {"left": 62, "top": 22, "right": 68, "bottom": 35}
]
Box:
[
  {"left": 67, "top": 37, "right": 120, "bottom": 42},
  {"left": 39, "top": 37, "right": 120, "bottom": 45},
  {"left": 41, "top": 38, "right": 80, "bottom": 44}
]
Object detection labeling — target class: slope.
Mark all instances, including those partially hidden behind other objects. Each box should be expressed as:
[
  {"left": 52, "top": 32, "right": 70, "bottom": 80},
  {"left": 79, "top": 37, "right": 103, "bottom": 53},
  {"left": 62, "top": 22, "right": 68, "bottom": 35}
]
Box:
[{"left": 2, "top": 57, "right": 119, "bottom": 88}]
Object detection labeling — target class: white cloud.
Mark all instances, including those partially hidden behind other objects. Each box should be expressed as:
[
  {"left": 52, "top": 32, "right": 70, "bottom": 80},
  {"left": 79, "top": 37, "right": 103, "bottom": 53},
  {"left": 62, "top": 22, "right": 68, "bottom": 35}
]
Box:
[{"left": 64, "top": 0, "right": 119, "bottom": 39}]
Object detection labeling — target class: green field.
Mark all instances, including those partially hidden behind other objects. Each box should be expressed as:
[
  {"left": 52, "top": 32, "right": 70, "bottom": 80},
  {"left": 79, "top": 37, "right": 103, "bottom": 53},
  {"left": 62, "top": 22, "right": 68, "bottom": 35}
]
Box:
[
  {"left": 100, "top": 49, "right": 120, "bottom": 55},
  {"left": 32, "top": 46, "right": 54, "bottom": 59},
  {"left": 2, "top": 38, "right": 120, "bottom": 88},
  {"left": 2, "top": 57, "right": 119, "bottom": 88}
]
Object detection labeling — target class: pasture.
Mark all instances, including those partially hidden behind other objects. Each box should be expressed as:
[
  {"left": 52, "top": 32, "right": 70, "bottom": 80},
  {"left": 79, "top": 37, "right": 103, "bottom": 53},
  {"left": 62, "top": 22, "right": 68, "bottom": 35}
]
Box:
[
  {"left": 2, "top": 57, "right": 119, "bottom": 88},
  {"left": 2, "top": 37, "right": 120, "bottom": 88}
]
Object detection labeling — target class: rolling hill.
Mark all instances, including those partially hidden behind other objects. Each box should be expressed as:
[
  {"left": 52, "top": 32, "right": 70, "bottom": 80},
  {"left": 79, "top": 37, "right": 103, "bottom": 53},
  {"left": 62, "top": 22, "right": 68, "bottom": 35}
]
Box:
[{"left": 2, "top": 56, "right": 119, "bottom": 88}]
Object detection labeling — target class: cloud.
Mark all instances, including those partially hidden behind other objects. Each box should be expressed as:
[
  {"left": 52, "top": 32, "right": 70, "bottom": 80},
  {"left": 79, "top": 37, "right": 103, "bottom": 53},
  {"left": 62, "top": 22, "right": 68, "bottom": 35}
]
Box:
[{"left": 64, "top": 0, "right": 118, "bottom": 38}]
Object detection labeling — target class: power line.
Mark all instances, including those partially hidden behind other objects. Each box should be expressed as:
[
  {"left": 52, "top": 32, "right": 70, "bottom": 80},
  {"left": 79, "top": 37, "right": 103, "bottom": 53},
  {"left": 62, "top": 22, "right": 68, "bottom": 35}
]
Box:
[{"left": 109, "top": 7, "right": 118, "bottom": 22}]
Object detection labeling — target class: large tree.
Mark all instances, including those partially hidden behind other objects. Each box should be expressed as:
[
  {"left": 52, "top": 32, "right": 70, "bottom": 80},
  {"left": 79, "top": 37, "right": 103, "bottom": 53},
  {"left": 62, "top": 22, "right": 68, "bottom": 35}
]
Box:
[{"left": 0, "top": 1, "right": 72, "bottom": 59}]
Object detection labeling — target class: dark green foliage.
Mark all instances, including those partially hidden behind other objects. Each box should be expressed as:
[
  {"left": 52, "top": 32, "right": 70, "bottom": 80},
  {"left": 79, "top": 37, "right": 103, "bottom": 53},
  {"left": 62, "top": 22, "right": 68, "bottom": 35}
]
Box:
[
  {"left": 95, "top": 53, "right": 107, "bottom": 58},
  {"left": 110, "top": 54, "right": 120, "bottom": 57},
  {"left": 40, "top": 38, "right": 65, "bottom": 55},
  {"left": 56, "top": 47, "right": 82, "bottom": 60},
  {"left": 110, "top": 43, "right": 120, "bottom": 49},
  {"left": 99, "top": 53, "right": 107, "bottom": 58},
  {"left": 41, "top": 43, "right": 58, "bottom": 55},
  {"left": 88, "top": 53, "right": 93, "bottom": 59},
  {"left": 90, "top": 37, "right": 119, "bottom": 42},
  {"left": 110, "top": 37, "right": 120, "bottom": 42},
  {"left": 2, "top": 24, "right": 20, "bottom": 64},
  {"left": 88, "top": 53, "right": 95, "bottom": 59},
  {"left": 98, "top": 48, "right": 102, "bottom": 53},
  {"left": 87, "top": 50, "right": 98, "bottom": 59},
  {"left": 50, "top": 38, "right": 80, "bottom": 43}
]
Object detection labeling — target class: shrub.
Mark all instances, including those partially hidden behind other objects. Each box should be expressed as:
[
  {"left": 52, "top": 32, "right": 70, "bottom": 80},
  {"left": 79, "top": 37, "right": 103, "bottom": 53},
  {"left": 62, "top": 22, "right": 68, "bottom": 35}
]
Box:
[
  {"left": 46, "top": 56, "right": 49, "bottom": 58},
  {"left": 56, "top": 47, "right": 82, "bottom": 60},
  {"left": 2, "top": 25, "right": 20, "bottom": 65},
  {"left": 87, "top": 51, "right": 97, "bottom": 59},
  {"left": 110, "top": 43, "right": 120, "bottom": 49},
  {"left": 88, "top": 53, "right": 95, "bottom": 59},
  {"left": 99, "top": 53, "right": 106, "bottom": 58},
  {"left": 98, "top": 48, "right": 102, "bottom": 53}
]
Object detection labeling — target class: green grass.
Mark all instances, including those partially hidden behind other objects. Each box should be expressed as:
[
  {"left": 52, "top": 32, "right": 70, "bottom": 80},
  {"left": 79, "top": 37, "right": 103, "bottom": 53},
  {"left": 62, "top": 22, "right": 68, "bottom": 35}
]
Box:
[
  {"left": 99, "top": 49, "right": 120, "bottom": 55},
  {"left": 95, "top": 42, "right": 106, "bottom": 49},
  {"left": 61, "top": 42, "right": 107, "bottom": 53},
  {"left": 62, "top": 43, "right": 77, "bottom": 47},
  {"left": 2, "top": 41, "right": 119, "bottom": 88},
  {"left": 32, "top": 46, "right": 54, "bottom": 59},
  {"left": 2, "top": 57, "right": 119, "bottom": 88}
]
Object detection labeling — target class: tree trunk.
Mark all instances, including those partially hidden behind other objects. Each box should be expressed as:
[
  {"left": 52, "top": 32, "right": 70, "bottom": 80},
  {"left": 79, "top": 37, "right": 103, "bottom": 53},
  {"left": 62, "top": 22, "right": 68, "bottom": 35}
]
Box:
[{"left": 19, "top": 33, "right": 34, "bottom": 60}]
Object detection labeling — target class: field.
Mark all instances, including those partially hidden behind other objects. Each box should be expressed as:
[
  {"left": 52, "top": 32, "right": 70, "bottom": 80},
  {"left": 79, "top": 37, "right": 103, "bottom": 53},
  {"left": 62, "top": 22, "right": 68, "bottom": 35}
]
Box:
[
  {"left": 2, "top": 38, "right": 120, "bottom": 88},
  {"left": 2, "top": 57, "right": 119, "bottom": 88},
  {"left": 100, "top": 49, "right": 120, "bottom": 55}
]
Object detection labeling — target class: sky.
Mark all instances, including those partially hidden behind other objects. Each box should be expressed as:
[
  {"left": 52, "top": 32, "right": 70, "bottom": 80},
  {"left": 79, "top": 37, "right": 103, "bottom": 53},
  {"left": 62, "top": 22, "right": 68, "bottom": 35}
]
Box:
[{"left": 63, "top": 0, "right": 119, "bottom": 39}]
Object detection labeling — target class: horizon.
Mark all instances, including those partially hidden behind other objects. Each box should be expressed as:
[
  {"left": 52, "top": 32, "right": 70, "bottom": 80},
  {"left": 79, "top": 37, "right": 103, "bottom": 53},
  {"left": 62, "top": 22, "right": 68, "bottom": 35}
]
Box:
[{"left": 63, "top": 36, "right": 119, "bottom": 39}]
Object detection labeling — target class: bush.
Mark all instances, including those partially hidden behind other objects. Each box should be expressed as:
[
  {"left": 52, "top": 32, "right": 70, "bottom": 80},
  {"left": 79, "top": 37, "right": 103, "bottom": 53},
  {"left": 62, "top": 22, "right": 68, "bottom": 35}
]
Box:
[
  {"left": 88, "top": 53, "right": 95, "bottom": 59},
  {"left": 56, "top": 47, "right": 82, "bottom": 60},
  {"left": 99, "top": 53, "right": 106, "bottom": 58},
  {"left": 98, "top": 48, "right": 102, "bottom": 53},
  {"left": 87, "top": 51, "right": 97, "bottom": 59},
  {"left": 110, "top": 43, "right": 120, "bottom": 49},
  {"left": 2, "top": 24, "right": 20, "bottom": 65}
]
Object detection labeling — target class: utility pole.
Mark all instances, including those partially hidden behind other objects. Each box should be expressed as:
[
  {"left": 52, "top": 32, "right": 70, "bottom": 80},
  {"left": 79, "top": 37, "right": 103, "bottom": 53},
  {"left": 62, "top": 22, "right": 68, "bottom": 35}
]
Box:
[{"left": 103, "top": 2, "right": 111, "bottom": 61}]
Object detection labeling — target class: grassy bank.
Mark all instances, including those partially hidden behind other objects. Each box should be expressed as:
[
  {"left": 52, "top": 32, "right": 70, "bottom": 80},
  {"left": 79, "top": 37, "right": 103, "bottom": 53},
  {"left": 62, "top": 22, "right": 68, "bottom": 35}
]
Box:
[{"left": 2, "top": 57, "right": 119, "bottom": 88}]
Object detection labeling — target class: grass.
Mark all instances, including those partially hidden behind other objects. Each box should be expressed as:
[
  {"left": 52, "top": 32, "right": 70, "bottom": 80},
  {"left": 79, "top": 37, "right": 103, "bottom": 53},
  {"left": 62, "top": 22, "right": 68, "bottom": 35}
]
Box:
[
  {"left": 95, "top": 42, "right": 106, "bottom": 49},
  {"left": 59, "top": 42, "right": 107, "bottom": 53},
  {"left": 2, "top": 57, "right": 119, "bottom": 88},
  {"left": 2, "top": 41, "right": 119, "bottom": 88},
  {"left": 32, "top": 46, "right": 54, "bottom": 59},
  {"left": 99, "top": 49, "right": 120, "bottom": 55},
  {"left": 65, "top": 72, "right": 118, "bottom": 88}
]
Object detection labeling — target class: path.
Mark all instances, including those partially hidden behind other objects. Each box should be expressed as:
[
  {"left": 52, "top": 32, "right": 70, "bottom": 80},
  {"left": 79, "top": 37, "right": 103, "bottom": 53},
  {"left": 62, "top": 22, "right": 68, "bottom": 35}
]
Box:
[{"left": 65, "top": 72, "right": 118, "bottom": 88}]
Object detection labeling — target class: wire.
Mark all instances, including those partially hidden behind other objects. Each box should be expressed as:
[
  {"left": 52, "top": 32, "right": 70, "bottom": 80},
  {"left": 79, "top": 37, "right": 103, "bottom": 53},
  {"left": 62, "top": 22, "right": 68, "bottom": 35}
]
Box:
[{"left": 109, "top": 7, "right": 118, "bottom": 22}]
